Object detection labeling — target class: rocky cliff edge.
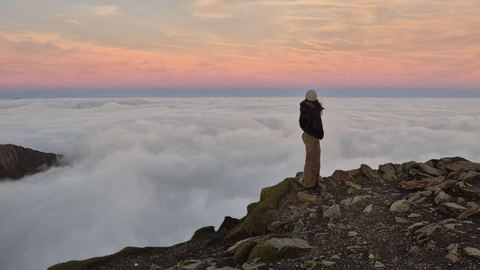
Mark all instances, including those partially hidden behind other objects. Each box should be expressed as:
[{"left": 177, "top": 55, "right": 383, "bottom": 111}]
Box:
[
  {"left": 49, "top": 157, "right": 480, "bottom": 270},
  {"left": 0, "top": 144, "right": 60, "bottom": 180}
]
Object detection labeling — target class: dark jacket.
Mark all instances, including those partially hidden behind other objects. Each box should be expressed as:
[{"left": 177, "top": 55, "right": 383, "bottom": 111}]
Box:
[{"left": 299, "top": 100, "right": 324, "bottom": 140}]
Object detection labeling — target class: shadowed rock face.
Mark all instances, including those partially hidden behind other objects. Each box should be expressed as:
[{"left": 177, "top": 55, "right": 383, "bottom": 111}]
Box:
[{"left": 0, "top": 144, "right": 60, "bottom": 180}]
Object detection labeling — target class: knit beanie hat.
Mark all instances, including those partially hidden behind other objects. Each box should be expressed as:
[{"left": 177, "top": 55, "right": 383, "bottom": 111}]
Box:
[{"left": 306, "top": 90, "right": 317, "bottom": 101}]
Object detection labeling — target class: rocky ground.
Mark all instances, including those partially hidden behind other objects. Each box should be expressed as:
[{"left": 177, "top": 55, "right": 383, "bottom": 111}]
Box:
[
  {"left": 49, "top": 157, "right": 480, "bottom": 270},
  {"left": 0, "top": 144, "right": 60, "bottom": 180}
]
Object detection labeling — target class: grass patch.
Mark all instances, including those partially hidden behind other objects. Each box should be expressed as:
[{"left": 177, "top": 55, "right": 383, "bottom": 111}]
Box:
[
  {"left": 190, "top": 226, "right": 215, "bottom": 241},
  {"left": 47, "top": 246, "right": 167, "bottom": 270},
  {"left": 47, "top": 257, "right": 105, "bottom": 270},
  {"left": 226, "top": 178, "right": 297, "bottom": 241},
  {"left": 234, "top": 241, "right": 258, "bottom": 265}
]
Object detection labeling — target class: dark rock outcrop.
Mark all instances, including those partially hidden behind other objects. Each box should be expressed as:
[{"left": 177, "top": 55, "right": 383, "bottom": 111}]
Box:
[
  {"left": 48, "top": 157, "right": 480, "bottom": 270},
  {"left": 0, "top": 144, "right": 60, "bottom": 180}
]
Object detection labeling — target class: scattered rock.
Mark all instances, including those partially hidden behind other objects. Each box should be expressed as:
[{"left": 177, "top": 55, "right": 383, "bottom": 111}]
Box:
[
  {"left": 442, "top": 202, "right": 467, "bottom": 213},
  {"left": 466, "top": 202, "right": 479, "bottom": 208},
  {"left": 390, "top": 200, "right": 410, "bottom": 213},
  {"left": 294, "top": 219, "right": 305, "bottom": 232},
  {"left": 403, "top": 161, "right": 418, "bottom": 172},
  {"left": 331, "top": 170, "right": 355, "bottom": 182},
  {"left": 382, "top": 173, "right": 396, "bottom": 182},
  {"left": 321, "top": 260, "right": 336, "bottom": 267},
  {"left": 374, "top": 261, "right": 385, "bottom": 268},
  {"left": 379, "top": 163, "right": 396, "bottom": 175},
  {"left": 408, "top": 246, "right": 422, "bottom": 255},
  {"left": 297, "top": 192, "right": 318, "bottom": 202},
  {"left": 435, "top": 191, "right": 452, "bottom": 205},
  {"left": 463, "top": 247, "right": 480, "bottom": 260},
  {"left": 226, "top": 237, "right": 262, "bottom": 254},
  {"left": 268, "top": 221, "right": 286, "bottom": 232},
  {"left": 320, "top": 192, "right": 334, "bottom": 200},
  {"left": 177, "top": 260, "right": 207, "bottom": 270},
  {"left": 456, "top": 188, "right": 480, "bottom": 198},
  {"left": 263, "top": 238, "right": 313, "bottom": 251},
  {"left": 408, "top": 213, "right": 421, "bottom": 218},
  {"left": 458, "top": 171, "right": 480, "bottom": 182},
  {"left": 457, "top": 206, "right": 480, "bottom": 219},
  {"left": 408, "top": 222, "right": 430, "bottom": 232},
  {"left": 323, "top": 204, "right": 341, "bottom": 220},
  {"left": 443, "top": 224, "right": 457, "bottom": 230},
  {"left": 445, "top": 244, "right": 461, "bottom": 263},
  {"left": 150, "top": 264, "right": 162, "bottom": 270},
  {"left": 395, "top": 217, "right": 410, "bottom": 223},
  {"left": 399, "top": 177, "right": 444, "bottom": 190},
  {"left": 363, "top": 204, "right": 373, "bottom": 213},
  {"left": 418, "top": 163, "right": 443, "bottom": 176},
  {"left": 340, "top": 197, "right": 353, "bottom": 205},
  {"left": 361, "top": 164, "right": 384, "bottom": 184},
  {"left": 345, "top": 181, "right": 362, "bottom": 190},
  {"left": 348, "top": 231, "right": 358, "bottom": 237},
  {"left": 242, "top": 261, "right": 266, "bottom": 270},
  {"left": 351, "top": 195, "right": 371, "bottom": 205},
  {"left": 446, "top": 161, "right": 480, "bottom": 172}
]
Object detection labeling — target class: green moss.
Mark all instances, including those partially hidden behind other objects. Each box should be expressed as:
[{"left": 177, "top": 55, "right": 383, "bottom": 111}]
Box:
[
  {"left": 47, "top": 246, "right": 167, "bottom": 270},
  {"left": 190, "top": 226, "right": 215, "bottom": 241},
  {"left": 234, "top": 241, "right": 258, "bottom": 265},
  {"left": 226, "top": 178, "right": 297, "bottom": 241},
  {"left": 47, "top": 257, "right": 104, "bottom": 270},
  {"left": 248, "top": 244, "right": 278, "bottom": 261},
  {"left": 117, "top": 246, "right": 167, "bottom": 255},
  {"left": 218, "top": 216, "right": 241, "bottom": 232}
]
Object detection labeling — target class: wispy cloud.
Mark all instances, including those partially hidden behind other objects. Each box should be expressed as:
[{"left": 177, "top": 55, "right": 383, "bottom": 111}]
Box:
[
  {"left": 277, "top": 16, "right": 332, "bottom": 21},
  {"left": 155, "top": 43, "right": 197, "bottom": 50},
  {"left": 205, "top": 41, "right": 257, "bottom": 48},
  {"left": 333, "top": 38, "right": 362, "bottom": 45},
  {"left": 301, "top": 40, "right": 330, "bottom": 50},
  {"left": 66, "top": 19, "right": 82, "bottom": 26},
  {"left": 213, "top": 53, "right": 264, "bottom": 60},
  {"left": 282, "top": 46, "right": 316, "bottom": 53},
  {"left": 191, "top": 11, "right": 233, "bottom": 19},
  {"left": 91, "top": 5, "right": 121, "bottom": 16},
  {"left": 193, "top": 0, "right": 223, "bottom": 7},
  {"left": 262, "top": 39, "right": 290, "bottom": 44},
  {"left": 259, "top": 1, "right": 363, "bottom": 8}
]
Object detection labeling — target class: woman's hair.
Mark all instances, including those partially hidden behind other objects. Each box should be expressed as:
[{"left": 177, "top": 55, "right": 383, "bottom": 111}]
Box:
[{"left": 315, "top": 100, "right": 325, "bottom": 112}]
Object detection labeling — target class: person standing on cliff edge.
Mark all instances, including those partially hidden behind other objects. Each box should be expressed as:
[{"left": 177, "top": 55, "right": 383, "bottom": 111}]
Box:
[{"left": 299, "top": 90, "right": 324, "bottom": 189}]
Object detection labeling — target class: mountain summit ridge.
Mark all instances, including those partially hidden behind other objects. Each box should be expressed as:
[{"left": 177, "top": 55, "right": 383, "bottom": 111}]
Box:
[{"left": 47, "top": 156, "right": 480, "bottom": 270}]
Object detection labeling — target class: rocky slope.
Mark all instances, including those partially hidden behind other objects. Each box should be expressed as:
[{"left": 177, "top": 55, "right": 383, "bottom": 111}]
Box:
[
  {"left": 49, "top": 157, "right": 480, "bottom": 270},
  {"left": 0, "top": 144, "right": 60, "bottom": 180}
]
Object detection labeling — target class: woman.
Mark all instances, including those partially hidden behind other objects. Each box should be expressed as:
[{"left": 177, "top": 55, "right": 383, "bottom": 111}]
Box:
[{"left": 299, "top": 89, "right": 324, "bottom": 189}]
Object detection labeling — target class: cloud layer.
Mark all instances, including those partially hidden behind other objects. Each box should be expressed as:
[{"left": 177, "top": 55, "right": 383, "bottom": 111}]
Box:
[{"left": 0, "top": 97, "right": 479, "bottom": 270}]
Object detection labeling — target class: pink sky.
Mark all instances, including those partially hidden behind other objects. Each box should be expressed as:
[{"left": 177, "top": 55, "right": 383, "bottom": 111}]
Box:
[{"left": 1, "top": 0, "right": 479, "bottom": 91}]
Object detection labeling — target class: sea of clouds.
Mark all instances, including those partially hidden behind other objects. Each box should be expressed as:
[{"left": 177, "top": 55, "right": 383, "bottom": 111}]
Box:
[{"left": 0, "top": 97, "right": 479, "bottom": 270}]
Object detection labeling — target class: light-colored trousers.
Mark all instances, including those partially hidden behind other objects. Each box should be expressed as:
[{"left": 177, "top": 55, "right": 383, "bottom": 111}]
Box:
[{"left": 302, "top": 132, "right": 321, "bottom": 188}]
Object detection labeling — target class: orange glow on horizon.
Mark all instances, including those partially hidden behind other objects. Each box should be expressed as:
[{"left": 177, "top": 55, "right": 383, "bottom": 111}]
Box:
[{"left": 0, "top": 0, "right": 479, "bottom": 90}]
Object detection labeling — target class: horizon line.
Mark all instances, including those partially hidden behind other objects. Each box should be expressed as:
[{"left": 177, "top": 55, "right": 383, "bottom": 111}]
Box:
[{"left": 1, "top": 89, "right": 479, "bottom": 99}]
